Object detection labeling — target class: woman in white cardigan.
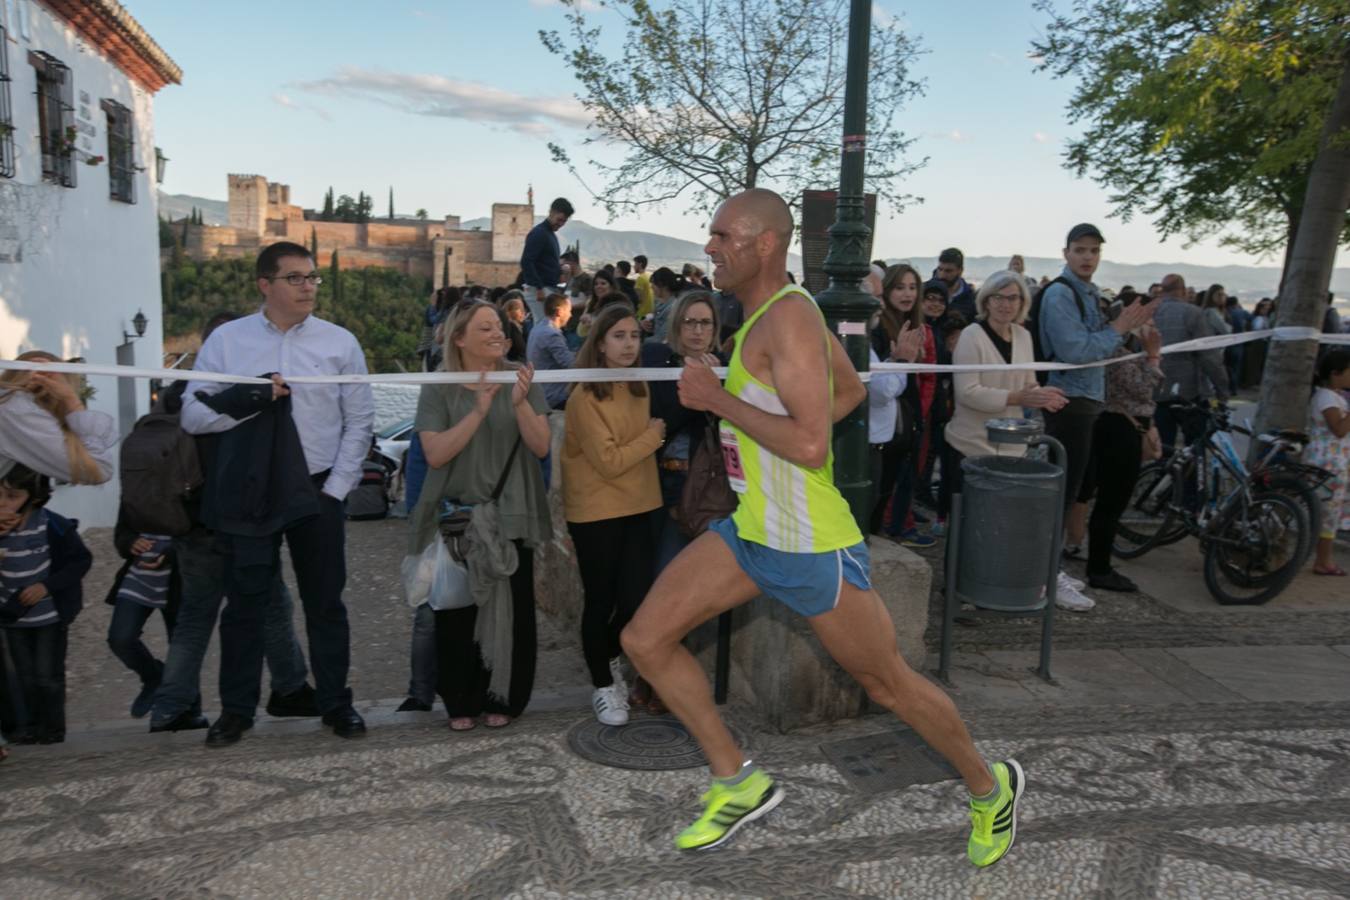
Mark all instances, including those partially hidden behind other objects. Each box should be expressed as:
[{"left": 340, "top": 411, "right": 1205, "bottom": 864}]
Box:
[{"left": 943, "top": 271, "right": 1067, "bottom": 493}]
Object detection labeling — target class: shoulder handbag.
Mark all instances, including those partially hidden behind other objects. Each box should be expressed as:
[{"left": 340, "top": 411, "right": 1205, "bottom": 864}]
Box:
[
  {"left": 674, "top": 415, "right": 738, "bottom": 539},
  {"left": 438, "top": 435, "right": 522, "bottom": 550}
]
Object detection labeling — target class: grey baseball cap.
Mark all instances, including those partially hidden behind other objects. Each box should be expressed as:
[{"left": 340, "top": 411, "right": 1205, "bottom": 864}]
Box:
[{"left": 1065, "top": 223, "right": 1105, "bottom": 245}]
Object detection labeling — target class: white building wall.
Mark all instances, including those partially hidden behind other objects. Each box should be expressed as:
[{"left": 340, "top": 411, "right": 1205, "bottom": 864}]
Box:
[{"left": 0, "top": 3, "right": 166, "bottom": 526}]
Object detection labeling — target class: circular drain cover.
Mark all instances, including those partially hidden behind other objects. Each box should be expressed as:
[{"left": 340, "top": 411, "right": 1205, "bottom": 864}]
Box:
[{"left": 567, "top": 713, "right": 748, "bottom": 771}]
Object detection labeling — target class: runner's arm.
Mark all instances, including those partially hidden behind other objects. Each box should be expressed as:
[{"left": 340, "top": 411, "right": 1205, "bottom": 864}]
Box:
[{"left": 827, "top": 331, "right": 865, "bottom": 423}]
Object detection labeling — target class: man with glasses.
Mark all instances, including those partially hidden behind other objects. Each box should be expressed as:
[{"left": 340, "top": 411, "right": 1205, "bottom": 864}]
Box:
[{"left": 182, "top": 241, "right": 374, "bottom": 746}]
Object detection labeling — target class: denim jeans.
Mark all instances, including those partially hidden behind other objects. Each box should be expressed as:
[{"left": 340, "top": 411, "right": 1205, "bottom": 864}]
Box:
[
  {"left": 151, "top": 529, "right": 309, "bottom": 725},
  {"left": 107, "top": 600, "right": 171, "bottom": 688},
  {"left": 0, "top": 624, "right": 67, "bottom": 740},
  {"left": 405, "top": 603, "right": 436, "bottom": 706}
]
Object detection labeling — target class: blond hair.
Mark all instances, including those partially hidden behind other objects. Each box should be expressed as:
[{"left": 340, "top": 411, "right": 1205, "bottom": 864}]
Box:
[
  {"left": 0, "top": 351, "right": 104, "bottom": 483},
  {"left": 439, "top": 301, "right": 520, "bottom": 374}
]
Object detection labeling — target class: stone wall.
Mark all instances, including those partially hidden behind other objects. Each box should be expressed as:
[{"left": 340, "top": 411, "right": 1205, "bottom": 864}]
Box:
[
  {"left": 227, "top": 174, "right": 267, "bottom": 237},
  {"left": 372, "top": 383, "right": 421, "bottom": 432},
  {"left": 491, "top": 203, "right": 533, "bottom": 263}
]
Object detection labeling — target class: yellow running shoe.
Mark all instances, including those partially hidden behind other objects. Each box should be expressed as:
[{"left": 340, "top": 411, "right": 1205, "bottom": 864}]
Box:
[
  {"left": 967, "top": 759, "right": 1024, "bottom": 867},
  {"left": 675, "top": 768, "right": 784, "bottom": 851}
]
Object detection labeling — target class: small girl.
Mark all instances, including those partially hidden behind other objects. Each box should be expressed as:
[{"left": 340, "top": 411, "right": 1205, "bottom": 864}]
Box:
[
  {"left": 562, "top": 304, "right": 664, "bottom": 727},
  {"left": 0, "top": 463, "right": 92, "bottom": 745},
  {"left": 1307, "top": 350, "right": 1350, "bottom": 576}
]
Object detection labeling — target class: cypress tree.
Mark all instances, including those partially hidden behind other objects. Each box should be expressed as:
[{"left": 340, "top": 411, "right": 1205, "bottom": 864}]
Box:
[
  {"left": 388, "top": 187, "right": 394, "bottom": 220},
  {"left": 330, "top": 250, "right": 341, "bottom": 305},
  {"left": 322, "top": 187, "right": 335, "bottom": 221},
  {"left": 310, "top": 226, "right": 318, "bottom": 259}
]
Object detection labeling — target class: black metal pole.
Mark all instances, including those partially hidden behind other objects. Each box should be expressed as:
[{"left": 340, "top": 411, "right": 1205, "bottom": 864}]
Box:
[{"left": 816, "top": 0, "right": 878, "bottom": 531}]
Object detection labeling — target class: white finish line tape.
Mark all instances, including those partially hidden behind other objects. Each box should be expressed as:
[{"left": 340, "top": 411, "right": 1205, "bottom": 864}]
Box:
[{"left": 1, "top": 328, "right": 1344, "bottom": 386}]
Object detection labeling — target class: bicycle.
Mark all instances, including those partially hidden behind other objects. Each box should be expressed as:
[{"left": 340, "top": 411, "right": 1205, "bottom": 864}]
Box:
[{"left": 1112, "top": 400, "right": 1313, "bottom": 605}]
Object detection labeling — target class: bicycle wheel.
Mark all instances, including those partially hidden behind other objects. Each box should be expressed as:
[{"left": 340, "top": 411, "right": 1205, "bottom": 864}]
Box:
[
  {"left": 1202, "top": 491, "right": 1309, "bottom": 605},
  {"left": 1252, "top": 471, "right": 1322, "bottom": 565},
  {"left": 1114, "top": 461, "right": 1185, "bottom": 558}
]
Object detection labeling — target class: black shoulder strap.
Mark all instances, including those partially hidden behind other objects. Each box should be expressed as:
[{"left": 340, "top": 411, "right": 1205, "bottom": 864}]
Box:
[
  {"left": 491, "top": 436, "right": 523, "bottom": 501},
  {"left": 1049, "top": 276, "right": 1089, "bottom": 322}
]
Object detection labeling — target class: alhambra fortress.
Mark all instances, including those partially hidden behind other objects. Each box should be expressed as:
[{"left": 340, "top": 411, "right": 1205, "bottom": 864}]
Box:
[{"left": 182, "top": 174, "right": 533, "bottom": 287}]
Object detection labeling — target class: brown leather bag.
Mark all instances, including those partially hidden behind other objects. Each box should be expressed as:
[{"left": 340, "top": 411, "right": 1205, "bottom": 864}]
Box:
[{"left": 675, "top": 415, "right": 738, "bottom": 538}]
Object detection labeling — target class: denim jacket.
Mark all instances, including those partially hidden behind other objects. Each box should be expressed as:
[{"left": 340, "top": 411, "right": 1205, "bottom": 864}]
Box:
[{"left": 1038, "top": 266, "right": 1121, "bottom": 402}]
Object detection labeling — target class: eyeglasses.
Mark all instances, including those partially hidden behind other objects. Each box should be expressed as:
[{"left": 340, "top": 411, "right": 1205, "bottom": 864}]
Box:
[
  {"left": 681, "top": 318, "right": 715, "bottom": 330},
  {"left": 266, "top": 273, "right": 323, "bottom": 286},
  {"left": 987, "top": 293, "right": 1022, "bottom": 305}
]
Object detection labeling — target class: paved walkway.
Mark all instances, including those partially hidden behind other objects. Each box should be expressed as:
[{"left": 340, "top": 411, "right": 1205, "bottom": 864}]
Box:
[{"left": 4, "top": 518, "right": 1350, "bottom": 898}]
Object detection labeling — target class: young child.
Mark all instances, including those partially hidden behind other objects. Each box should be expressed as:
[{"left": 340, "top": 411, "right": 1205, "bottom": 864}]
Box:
[
  {"left": 106, "top": 526, "right": 175, "bottom": 718},
  {"left": 1307, "top": 350, "right": 1350, "bottom": 576},
  {"left": 0, "top": 463, "right": 92, "bottom": 745}
]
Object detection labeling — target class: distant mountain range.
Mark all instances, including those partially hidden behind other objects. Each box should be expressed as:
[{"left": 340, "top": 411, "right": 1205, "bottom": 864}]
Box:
[{"left": 159, "top": 192, "right": 1347, "bottom": 301}]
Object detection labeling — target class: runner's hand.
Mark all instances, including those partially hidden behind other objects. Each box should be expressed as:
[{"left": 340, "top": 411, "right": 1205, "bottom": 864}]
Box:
[
  {"left": 677, "top": 356, "right": 723, "bottom": 412},
  {"left": 512, "top": 364, "right": 535, "bottom": 407}
]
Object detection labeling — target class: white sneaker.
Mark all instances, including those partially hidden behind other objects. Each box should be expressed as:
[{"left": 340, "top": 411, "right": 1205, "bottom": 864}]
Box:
[
  {"left": 608, "top": 657, "right": 628, "bottom": 697},
  {"left": 1059, "top": 571, "right": 1086, "bottom": 591},
  {"left": 592, "top": 685, "right": 630, "bottom": 726},
  {"left": 1055, "top": 575, "right": 1096, "bottom": 612}
]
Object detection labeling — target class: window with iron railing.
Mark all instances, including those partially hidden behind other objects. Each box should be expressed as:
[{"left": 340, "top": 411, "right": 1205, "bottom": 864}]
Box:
[
  {"left": 28, "top": 50, "right": 75, "bottom": 187},
  {"left": 0, "top": 26, "right": 15, "bottom": 179},
  {"left": 101, "top": 98, "right": 135, "bottom": 203}
]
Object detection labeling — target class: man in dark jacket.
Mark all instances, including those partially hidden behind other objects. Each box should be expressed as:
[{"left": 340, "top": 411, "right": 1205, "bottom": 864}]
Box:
[
  {"left": 935, "top": 248, "right": 978, "bottom": 322},
  {"left": 519, "top": 197, "right": 573, "bottom": 323}
]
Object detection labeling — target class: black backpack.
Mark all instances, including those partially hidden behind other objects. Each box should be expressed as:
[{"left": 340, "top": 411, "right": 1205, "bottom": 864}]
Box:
[
  {"left": 119, "top": 407, "right": 203, "bottom": 536},
  {"left": 1026, "top": 276, "right": 1090, "bottom": 387}
]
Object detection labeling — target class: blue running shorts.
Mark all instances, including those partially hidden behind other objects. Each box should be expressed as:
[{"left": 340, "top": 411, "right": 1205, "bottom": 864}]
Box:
[{"left": 708, "top": 517, "right": 871, "bottom": 617}]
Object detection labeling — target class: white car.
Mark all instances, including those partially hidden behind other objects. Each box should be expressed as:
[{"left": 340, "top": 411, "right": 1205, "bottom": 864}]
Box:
[{"left": 375, "top": 418, "right": 415, "bottom": 469}]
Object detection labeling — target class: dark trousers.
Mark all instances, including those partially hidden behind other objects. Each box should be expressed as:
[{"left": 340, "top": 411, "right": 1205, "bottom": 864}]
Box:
[
  {"left": 433, "top": 543, "right": 536, "bottom": 718},
  {"left": 107, "top": 600, "right": 176, "bottom": 688},
  {"left": 1085, "top": 412, "right": 1146, "bottom": 576},
  {"left": 0, "top": 624, "right": 67, "bottom": 740},
  {"left": 1044, "top": 400, "right": 1103, "bottom": 514},
  {"left": 869, "top": 439, "right": 908, "bottom": 535},
  {"left": 1154, "top": 401, "right": 1206, "bottom": 455},
  {"left": 219, "top": 493, "right": 352, "bottom": 718},
  {"left": 568, "top": 513, "right": 655, "bottom": 688}
]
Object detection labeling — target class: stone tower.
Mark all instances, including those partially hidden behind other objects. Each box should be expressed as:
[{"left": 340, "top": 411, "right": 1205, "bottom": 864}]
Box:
[
  {"left": 227, "top": 174, "right": 268, "bottom": 237},
  {"left": 491, "top": 202, "right": 534, "bottom": 263}
]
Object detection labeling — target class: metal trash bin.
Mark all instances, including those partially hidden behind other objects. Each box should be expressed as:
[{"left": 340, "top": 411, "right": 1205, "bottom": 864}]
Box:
[
  {"left": 954, "top": 455, "right": 1062, "bottom": 611},
  {"left": 938, "top": 418, "right": 1067, "bottom": 684}
]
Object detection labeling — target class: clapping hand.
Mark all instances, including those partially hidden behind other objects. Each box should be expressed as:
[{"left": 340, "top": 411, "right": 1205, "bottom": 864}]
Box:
[
  {"left": 1023, "top": 385, "right": 1068, "bottom": 412},
  {"left": 1141, "top": 324, "right": 1163, "bottom": 358},
  {"left": 512, "top": 364, "right": 535, "bottom": 407},
  {"left": 892, "top": 322, "right": 923, "bottom": 362},
  {"left": 473, "top": 371, "right": 502, "bottom": 416},
  {"left": 1115, "top": 296, "right": 1157, "bottom": 334}
]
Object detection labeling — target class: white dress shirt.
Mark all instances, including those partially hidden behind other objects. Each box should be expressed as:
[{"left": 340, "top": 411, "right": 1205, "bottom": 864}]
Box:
[
  {"left": 867, "top": 348, "right": 908, "bottom": 444},
  {"left": 0, "top": 390, "right": 116, "bottom": 483},
  {"left": 181, "top": 311, "right": 376, "bottom": 501}
]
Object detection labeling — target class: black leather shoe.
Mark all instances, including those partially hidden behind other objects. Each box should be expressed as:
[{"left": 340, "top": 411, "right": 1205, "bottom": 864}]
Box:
[
  {"left": 396, "top": 698, "right": 432, "bottom": 712},
  {"left": 266, "top": 683, "right": 320, "bottom": 718},
  {"left": 150, "top": 710, "right": 211, "bottom": 733},
  {"left": 205, "top": 713, "right": 254, "bottom": 747},
  {"left": 1088, "top": 570, "right": 1138, "bottom": 592},
  {"left": 321, "top": 706, "right": 367, "bottom": 738}
]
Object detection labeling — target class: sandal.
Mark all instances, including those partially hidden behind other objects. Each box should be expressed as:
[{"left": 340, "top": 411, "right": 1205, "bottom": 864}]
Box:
[
  {"left": 1312, "top": 564, "right": 1348, "bottom": 576},
  {"left": 483, "top": 714, "right": 512, "bottom": 728},
  {"left": 448, "top": 717, "right": 476, "bottom": 732}
]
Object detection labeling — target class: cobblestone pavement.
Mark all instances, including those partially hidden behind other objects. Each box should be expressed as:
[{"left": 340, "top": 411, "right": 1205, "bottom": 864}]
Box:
[{"left": 3, "top": 701, "right": 1348, "bottom": 898}]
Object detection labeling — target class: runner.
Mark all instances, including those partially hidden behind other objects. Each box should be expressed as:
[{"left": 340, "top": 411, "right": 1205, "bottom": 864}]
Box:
[{"left": 621, "top": 189, "right": 1023, "bottom": 866}]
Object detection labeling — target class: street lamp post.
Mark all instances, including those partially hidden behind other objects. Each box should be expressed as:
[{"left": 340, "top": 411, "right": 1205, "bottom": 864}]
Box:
[{"left": 815, "top": 0, "right": 877, "bottom": 532}]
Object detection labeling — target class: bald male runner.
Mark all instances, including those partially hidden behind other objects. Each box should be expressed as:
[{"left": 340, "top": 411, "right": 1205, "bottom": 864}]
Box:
[{"left": 621, "top": 189, "right": 1023, "bottom": 866}]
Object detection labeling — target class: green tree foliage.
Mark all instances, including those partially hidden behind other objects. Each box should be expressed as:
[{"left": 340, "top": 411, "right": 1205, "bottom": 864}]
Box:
[
  {"left": 416, "top": 208, "right": 428, "bottom": 220},
  {"left": 160, "top": 258, "right": 429, "bottom": 372},
  {"left": 539, "top": 0, "right": 926, "bottom": 220},
  {"left": 1033, "top": 0, "right": 1350, "bottom": 269}
]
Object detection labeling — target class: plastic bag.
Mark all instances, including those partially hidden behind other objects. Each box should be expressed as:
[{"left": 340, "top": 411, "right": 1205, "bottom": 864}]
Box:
[
  {"left": 428, "top": 538, "right": 472, "bottom": 611},
  {"left": 401, "top": 540, "right": 439, "bottom": 609}
]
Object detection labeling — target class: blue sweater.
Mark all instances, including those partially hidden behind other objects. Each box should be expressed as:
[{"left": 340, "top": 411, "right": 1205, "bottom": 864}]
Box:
[{"left": 520, "top": 221, "right": 561, "bottom": 289}]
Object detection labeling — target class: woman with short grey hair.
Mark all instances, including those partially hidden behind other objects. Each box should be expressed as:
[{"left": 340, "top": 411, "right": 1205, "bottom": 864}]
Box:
[{"left": 944, "top": 270, "right": 1067, "bottom": 493}]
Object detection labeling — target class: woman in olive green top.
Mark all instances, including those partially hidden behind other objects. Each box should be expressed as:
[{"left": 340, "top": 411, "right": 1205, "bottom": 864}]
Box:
[{"left": 409, "top": 301, "right": 553, "bottom": 731}]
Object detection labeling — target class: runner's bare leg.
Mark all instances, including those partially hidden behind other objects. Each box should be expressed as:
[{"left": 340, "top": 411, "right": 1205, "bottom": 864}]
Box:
[
  {"left": 809, "top": 581, "right": 995, "bottom": 795},
  {"left": 622, "top": 532, "right": 760, "bottom": 778}
]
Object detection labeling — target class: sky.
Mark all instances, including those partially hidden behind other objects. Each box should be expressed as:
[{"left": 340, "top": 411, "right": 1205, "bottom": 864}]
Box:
[{"left": 125, "top": 0, "right": 1301, "bottom": 268}]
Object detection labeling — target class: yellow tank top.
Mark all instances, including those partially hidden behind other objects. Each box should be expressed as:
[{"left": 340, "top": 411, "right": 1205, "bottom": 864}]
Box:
[{"left": 719, "top": 284, "right": 863, "bottom": 553}]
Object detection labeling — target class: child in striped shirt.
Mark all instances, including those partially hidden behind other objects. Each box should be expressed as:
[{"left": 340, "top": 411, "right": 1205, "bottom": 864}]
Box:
[{"left": 0, "top": 463, "right": 91, "bottom": 745}]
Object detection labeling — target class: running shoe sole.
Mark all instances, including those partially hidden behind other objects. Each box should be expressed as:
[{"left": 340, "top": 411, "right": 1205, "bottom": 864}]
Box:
[{"left": 682, "top": 783, "right": 785, "bottom": 852}]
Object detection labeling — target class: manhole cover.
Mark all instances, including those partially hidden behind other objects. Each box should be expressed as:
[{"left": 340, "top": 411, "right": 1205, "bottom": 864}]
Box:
[
  {"left": 820, "top": 728, "right": 959, "bottom": 793},
  {"left": 567, "top": 713, "right": 748, "bottom": 771}
]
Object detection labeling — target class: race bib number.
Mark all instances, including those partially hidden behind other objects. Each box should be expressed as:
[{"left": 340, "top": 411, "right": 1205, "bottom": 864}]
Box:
[{"left": 720, "top": 427, "right": 748, "bottom": 494}]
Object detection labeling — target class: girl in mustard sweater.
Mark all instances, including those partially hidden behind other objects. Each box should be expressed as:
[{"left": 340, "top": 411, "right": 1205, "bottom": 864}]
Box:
[{"left": 562, "top": 304, "right": 665, "bottom": 727}]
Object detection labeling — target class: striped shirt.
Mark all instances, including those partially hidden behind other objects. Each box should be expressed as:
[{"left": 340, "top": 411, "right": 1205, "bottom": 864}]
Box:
[
  {"left": 0, "top": 509, "right": 58, "bottom": 628},
  {"left": 116, "top": 534, "right": 173, "bottom": 609}
]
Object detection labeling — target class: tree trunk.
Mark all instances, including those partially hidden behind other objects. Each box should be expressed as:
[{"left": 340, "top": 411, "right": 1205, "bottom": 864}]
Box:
[
  {"left": 1252, "top": 49, "right": 1350, "bottom": 446},
  {"left": 1277, "top": 211, "right": 1298, "bottom": 298}
]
